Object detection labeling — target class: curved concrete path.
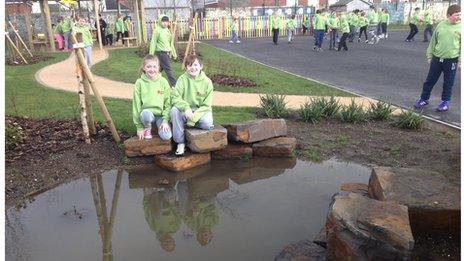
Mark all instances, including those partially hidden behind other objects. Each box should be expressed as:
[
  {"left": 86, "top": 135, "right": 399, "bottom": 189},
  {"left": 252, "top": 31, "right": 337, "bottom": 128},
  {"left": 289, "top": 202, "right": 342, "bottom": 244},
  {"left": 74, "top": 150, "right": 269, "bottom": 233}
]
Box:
[{"left": 36, "top": 48, "right": 378, "bottom": 109}]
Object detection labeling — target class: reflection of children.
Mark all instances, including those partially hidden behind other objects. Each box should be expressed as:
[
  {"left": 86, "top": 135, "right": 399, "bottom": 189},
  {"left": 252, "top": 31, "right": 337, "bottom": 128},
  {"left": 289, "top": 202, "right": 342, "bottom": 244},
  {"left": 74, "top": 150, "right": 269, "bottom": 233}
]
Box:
[
  {"left": 133, "top": 55, "right": 172, "bottom": 140},
  {"left": 73, "top": 15, "right": 93, "bottom": 66},
  {"left": 414, "top": 5, "right": 461, "bottom": 112},
  {"left": 183, "top": 197, "right": 219, "bottom": 246},
  {"left": 229, "top": 17, "right": 240, "bottom": 44},
  {"left": 170, "top": 55, "right": 214, "bottom": 156}
]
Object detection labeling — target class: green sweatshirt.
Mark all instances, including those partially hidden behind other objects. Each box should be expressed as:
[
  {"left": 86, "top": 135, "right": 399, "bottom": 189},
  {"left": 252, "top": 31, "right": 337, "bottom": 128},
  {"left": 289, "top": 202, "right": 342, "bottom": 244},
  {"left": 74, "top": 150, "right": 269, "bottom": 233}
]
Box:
[
  {"left": 54, "top": 23, "right": 63, "bottom": 34},
  {"left": 73, "top": 25, "right": 93, "bottom": 46},
  {"left": 381, "top": 13, "right": 390, "bottom": 24},
  {"left": 106, "top": 23, "right": 115, "bottom": 35},
  {"left": 115, "top": 17, "right": 124, "bottom": 32},
  {"left": 132, "top": 74, "right": 171, "bottom": 131},
  {"left": 143, "top": 194, "right": 181, "bottom": 241},
  {"left": 171, "top": 71, "right": 213, "bottom": 127},
  {"left": 368, "top": 10, "right": 379, "bottom": 25},
  {"left": 313, "top": 13, "right": 326, "bottom": 30},
  {"left": 327, "top": 15, "right": 339, "bottom": 29},
  {"left": 287, "top": 18, "right": 297, "bottom": 29},
  {"left": 183, "top": 200, "right": 218, "bottom": 234},
  {"left": 410, "top": 12, "right": 420, "bottom": 25},
  {"left": 424, "top": 13, "right": 433, "bottom": 25},
  {"left": 230, "top": 20, "right": 238, "bottom": 31},
  {"left": 359, "top": 16, "right": 369, "bottom": 27},
  {"left": 426, "top": 20, "right": 461, "bottom": 60},
  {"left": 340, "top": 15, "right": 350, "bottom": 34},
  {"left": 270, "top": 15, "right": 281, "bottom": 29},
  {"left": 61, "top": 18, "right": 71, "bottom": 33},
  {"left": 149, "top": 26, "right": 177, "bottom": 59},
  {"left": 124, "top": 20, "right": 130, "bottom": 32}
]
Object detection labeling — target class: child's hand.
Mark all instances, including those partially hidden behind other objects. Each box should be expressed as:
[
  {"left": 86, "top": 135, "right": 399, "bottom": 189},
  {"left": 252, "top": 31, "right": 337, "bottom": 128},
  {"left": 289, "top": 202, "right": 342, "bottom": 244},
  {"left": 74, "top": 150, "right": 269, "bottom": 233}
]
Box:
[
  {"left": 137, "top": 130, "right": 144, "bottom": 140},
  {"left": 160, "top": 122, "right": 171, "bottom": 132},
  {"left": 185, "top": 108, "right": 194, "bottom": 120}
]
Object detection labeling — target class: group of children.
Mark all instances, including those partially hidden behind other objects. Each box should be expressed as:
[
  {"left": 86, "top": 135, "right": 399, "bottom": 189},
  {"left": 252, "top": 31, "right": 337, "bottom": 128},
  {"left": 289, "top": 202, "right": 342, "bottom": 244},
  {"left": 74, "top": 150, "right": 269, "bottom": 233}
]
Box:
[{"left": 405, "top": 7, "right": 435, "bottom": 42}]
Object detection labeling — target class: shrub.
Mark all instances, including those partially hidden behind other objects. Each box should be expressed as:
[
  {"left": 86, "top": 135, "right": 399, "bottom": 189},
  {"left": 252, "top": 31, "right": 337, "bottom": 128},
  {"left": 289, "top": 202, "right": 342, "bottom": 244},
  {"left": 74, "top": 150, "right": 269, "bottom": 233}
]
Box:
[
  {"left": 136, "top": 43, "right": 149, "bottom": 58},
  {"left": 6, "top": 122, "right": 25, "bottom": 150},
  {"left": 314, "top": 96, "right": 341, "bottom": 118},
  {"left": 393, "top": 110, "right": 424, "bottom": 130},
  {"left": 339, "top": 99, "right": 366, "bottom": 123},
  {"left": 259, "top": 94, "right": 288, "bottom": 118},
  {"left": 298, "top": 100, "right": 325, "bottom": 124},
  {"left": 368, "top": 100, "right": 394, "bottom": 121}
]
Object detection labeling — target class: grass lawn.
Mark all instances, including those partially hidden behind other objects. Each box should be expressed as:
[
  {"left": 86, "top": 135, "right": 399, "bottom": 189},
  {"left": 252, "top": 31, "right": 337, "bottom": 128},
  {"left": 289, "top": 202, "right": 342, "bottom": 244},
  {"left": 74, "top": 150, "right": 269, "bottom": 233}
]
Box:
[
  {"left": 5, "top": 53, "right": 257, "bottom": 136},
  {"left": 92, "top": 44, "right": 353, "bottom": 97}
]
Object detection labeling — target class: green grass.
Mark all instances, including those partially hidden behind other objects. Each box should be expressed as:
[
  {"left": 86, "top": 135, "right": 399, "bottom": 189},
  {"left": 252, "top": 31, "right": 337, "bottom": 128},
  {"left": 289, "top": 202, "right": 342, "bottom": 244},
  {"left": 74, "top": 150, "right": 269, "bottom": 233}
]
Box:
[
  {"left": 92, "top": 44, "right": 353, "bottom": 97},
  {"left": 302, "top": 147, "right": 323, "bottom": 163},
  {"left": 5, "top": 53, "right": 257, "bottom": 136}
]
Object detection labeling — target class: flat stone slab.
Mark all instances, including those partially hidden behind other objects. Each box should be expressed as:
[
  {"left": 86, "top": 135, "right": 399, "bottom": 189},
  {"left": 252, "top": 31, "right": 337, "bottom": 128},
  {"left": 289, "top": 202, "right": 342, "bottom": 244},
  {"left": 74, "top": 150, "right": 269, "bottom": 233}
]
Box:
[
  {"left": 275, "top": 240, "right": 326, "bottom": 261},
  {"left": 155, "top": 153, "right": 211, "bottom": 172},
  {"left": 211, "top": 144, "right": 253, "bottom": 160},
  {"left": 326, "top": 192, "right": 414, "bottom": 260},
  {"left": 252, "top": 137, "right": 297, "bottom": 158},
  {"left": 223, "top": 119, "right": 287, "bottom": 143},
  {"left": 340, "top": 183, "right": 369, "bottom": 197},
  {"left": 368, "top": 167, "right": 460, "bottom": 236},
  {"left": 124, "top": 137, "right": 172, "bottom": 157},
  {"left": 186, "top": 125, "right": 228, "bottom": 153}
]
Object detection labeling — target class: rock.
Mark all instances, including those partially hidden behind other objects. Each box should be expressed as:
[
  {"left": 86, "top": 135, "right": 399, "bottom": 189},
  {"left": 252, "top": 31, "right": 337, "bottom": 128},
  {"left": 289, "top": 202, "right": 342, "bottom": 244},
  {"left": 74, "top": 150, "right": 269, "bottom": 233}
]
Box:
[
  {"left": 368, "top": 167, "right": 460, "bottom": 236},
  {"left": 155, "top": 153, "right": 211, "bottom": 172},
  {"left": 313, "top": 227, "right": 327, "bottom": 248},
  {"left": 124, "top": 137, "right": 171, "bottom": 157},
  {"left": 188, "top": 172, "right": 230, "bottom": 200},
  {"left": 274, "top": 240, "right": 326, "bottom": 261},
  {"left": 340, "top": 183, "right": 369, "bottom": 196},
  {"left": 212, "top": 144, "right": 253, "bottom": 160},
  {"left": 223, "top": 119, "right": 287, "bottom": 143},
  {"left": 252, "top": 137, "right": 297, "bottom": 158},
  {"left": 230, "top": 158, "right": 297, "bottom": 185},
  {"left": 326, "top": 192, "right": 414, "bottom": 261},
  {"left": 186, "top": 125, "right": 228, "bottom": 153}
]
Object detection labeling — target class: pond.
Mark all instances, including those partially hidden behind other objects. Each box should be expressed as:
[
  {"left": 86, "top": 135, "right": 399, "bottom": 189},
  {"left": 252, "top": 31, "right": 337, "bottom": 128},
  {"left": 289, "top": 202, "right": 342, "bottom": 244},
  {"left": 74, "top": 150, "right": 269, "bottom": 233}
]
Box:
[{"left": 6, "top": 158, "right": 371, "bottom": 261}]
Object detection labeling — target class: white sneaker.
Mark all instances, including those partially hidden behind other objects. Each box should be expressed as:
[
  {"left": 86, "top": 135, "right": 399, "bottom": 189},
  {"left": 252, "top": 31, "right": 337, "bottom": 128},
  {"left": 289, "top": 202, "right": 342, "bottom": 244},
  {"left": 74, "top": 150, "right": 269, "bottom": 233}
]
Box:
[
  {"left": 229, "top": 40, "right": 233, "bottom": 43},
  {"left": 237, "top": 40, "right": 241, "bottom": 43},
  {"left": 175, "top": 143, "right": 185, "bottom": 156},
  {"left": 385, "top": 34, "right": 388, "bottom": 38}
]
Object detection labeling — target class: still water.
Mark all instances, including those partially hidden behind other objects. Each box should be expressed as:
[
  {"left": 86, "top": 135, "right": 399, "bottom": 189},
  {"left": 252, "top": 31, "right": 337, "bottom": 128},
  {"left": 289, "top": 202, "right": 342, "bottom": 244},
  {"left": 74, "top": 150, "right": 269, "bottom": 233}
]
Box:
[{"left": 6, "top": 158, "right": 371, "bottom": 261}]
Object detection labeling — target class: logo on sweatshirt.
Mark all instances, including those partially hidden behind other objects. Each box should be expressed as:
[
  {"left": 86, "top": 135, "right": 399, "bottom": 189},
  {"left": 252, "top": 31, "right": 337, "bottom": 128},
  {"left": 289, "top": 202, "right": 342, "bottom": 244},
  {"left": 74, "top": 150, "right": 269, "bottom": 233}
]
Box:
[
  {"left": 196, "top": 92, "right": 205, "bottom": 97},
  {"left": 157, "top": 90, "right": 164, "bottom": 95}
]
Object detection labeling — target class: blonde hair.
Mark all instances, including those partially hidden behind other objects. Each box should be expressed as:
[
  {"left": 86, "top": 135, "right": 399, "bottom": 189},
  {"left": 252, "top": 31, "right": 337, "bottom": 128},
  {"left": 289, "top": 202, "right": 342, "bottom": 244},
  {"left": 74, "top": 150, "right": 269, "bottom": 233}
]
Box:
[{"left": 139, "top": 54, "right": 160, "bottom": 75}]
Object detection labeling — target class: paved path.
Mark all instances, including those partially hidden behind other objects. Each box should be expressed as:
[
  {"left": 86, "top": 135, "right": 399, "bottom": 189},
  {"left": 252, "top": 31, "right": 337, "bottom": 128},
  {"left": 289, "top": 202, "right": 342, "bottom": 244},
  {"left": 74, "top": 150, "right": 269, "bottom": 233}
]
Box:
[
  {"left": 206, "top": 30, "right": 461, "bottom": 127},
  {"left": 35, "top": 48, "right": 376, "bottom": 110}
]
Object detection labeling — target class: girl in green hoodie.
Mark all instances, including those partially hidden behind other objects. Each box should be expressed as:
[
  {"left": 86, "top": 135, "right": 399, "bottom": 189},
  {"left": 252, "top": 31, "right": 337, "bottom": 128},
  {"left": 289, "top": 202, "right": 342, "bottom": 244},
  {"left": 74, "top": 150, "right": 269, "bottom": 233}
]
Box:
[
  {"left": 133, "top": 55, "right": 172, "bottom": 140},
  {"left": 170, "top": 54, "right": 214, "bottom": 156}
]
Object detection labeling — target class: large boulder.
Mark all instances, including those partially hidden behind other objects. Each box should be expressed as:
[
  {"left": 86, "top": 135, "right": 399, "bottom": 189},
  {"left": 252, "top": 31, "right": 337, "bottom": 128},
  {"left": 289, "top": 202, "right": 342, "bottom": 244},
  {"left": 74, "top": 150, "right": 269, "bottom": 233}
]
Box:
[
  {"left": 212, "top": 144, "right": 253, "bottom": 160},
  {"left": 252, "top": 137, "right": 297, "bottom": 158},
  {"left": 340, "top": 183, "right": 369, "bottom": 197},
  {"left": 274, "top": 240, "right": 326, "bottom": 261},
  {"left": 223, "top": 119, "right": 287, "bottom": 143},
  {"left": 155, "top": 153, "right": 211, "bottom": 172},
  {"left": 326, "top": 192, "right": 414, "bottom": 261},
  {"left": 186, "top": 125, "right": 228, "bottom": 153},
  {"left": 124, "top": 137, "right": 172, "bottom": 157},
  {"left": 313, "top": 227, "right": 327, "bottom": 249},
  {"left": 368, "top": 167, "right": 460, "bottom": 236}
]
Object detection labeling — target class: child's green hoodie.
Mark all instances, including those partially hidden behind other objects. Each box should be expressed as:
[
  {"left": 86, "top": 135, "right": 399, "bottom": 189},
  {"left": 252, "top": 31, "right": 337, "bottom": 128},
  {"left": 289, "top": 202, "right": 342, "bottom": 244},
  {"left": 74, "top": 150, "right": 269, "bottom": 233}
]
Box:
[
  {"left": 132, "top": 73, "right": 171, "bottom": 131},
  {"left": 73, "top": 24, "right": 93, "bottom": 47},
  {"left": 115, "top": 17, "right": 124, "bottom": 32},
  {"left": 171, "top": 71, "right": 213, "bottom": 127},
  {"left": 426, "top": 20, "right": 461, "bottom": 60},
  {"left": 149, "top": 26, "right": 177, "bottom": 59}
]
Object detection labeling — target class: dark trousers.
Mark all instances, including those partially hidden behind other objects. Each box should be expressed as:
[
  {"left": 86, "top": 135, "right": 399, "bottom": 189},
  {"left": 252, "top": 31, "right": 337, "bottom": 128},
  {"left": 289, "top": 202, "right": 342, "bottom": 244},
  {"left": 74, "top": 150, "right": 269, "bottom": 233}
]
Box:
[
  {"left": 424, "top": 24, "right": 433, "bottom": 41},
  {"left": 302, "top": 25, "right": 308, "bottom": 35},
  {"left": 116, "top": 31, "right": 124, "bottom": 44},
  {"left": 406, "top": 23, "right": 418, "bottom": 40},
  {"left": 348, "top": 25, "right": 356, "bottom": 42},
  {"left": 338, "top": 33, "right": 349, "bottom": 51},
  {"left": 420, "top": 56, "right": 459, "bottom": 102},
  {"left": 106, "top": 34, "right": 113, "bottom": 45},
  {"left": 156, "top": 51, "right": 176, "bottom": 87},
  {"left": 381, "top": 23, "right": 388, "bottom": 34},
  {"left": 99, "top": 30, "right": 106, "bottom": 45},
  {"left": 315, "top": 29, "right": 325, "bottom": 48},
  {"left": 329, "top": 29, "right": 338, "bottom": 50},
  {"left": 359, "top": 26, "right": 367, "bottom": 40},
  {"left": 376, "top": 23, "right": 382, "bottom": 35},
  {"left": 272, "top": 28, "right": 279, "bottom": 44}
]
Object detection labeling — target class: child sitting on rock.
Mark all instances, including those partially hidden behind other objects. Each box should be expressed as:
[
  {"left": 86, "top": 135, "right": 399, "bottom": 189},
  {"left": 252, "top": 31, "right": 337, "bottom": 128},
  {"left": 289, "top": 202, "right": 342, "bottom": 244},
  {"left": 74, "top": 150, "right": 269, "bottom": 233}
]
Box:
[
  {"left": 170, "top": 54, "right": 214, "bottom": 156},
  {"left": 132, "top": 54, "right": 172, "bottom": 140}
]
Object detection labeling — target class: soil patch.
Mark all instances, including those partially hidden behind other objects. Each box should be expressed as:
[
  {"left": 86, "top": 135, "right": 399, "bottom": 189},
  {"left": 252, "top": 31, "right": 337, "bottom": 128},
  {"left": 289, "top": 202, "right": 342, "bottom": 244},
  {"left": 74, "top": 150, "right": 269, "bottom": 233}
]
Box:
[
  {"left": 210, "top": 74, "right": 257, "bottom": 88},
  {"left": 5, "top": 54, "right": 50, "bottom": 66}
]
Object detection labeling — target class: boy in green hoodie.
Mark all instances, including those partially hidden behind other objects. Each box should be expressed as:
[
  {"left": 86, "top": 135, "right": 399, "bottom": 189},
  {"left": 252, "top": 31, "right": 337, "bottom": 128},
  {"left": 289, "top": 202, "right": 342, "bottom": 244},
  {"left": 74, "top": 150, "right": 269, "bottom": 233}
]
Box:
[
  {"left": 327, "top": 11, "right": 340, "bottom": 50},
  {"left": 115, "top": 13, "right": 125, "bottom": 45},
  {"left": 406, "top": 7, "right": 421, "bottom": 42},
  {"left": 170, "top": 54, "right": 213, "bottom": 156},
  {"left": 133, "top": 54, "right": 172, "bottom": 140},
  {"left": 380, "top": 8, "right": 390, "bottom": 39},
  {"left": 313, "top": 9, "right": 326, "bottom": 52},
  {"left": 149, "top": 15, "right": 177, "bottom": 87},
  {"left": 367, "top": 6, "right": 380, "bottom": 44},
  {"left": 286, "top": 14, "right": 297, "bottom": 43},
  {"left": 73, "top": 15, "right": 93, "bottom": 66},
  {"left": 338, "top": 12, "right": 350, "bottom": 51},
  {"left": 270, "top": 11, "right": 282, "bottom": 45},
  {"left": 61, "top": 16, "right": 72, "bottom": 51},
  {"left": 358, "top": 11, "right": 368, "bottom": 42},
  {"left": 423, "top": 9, "right": 434, "bottom": 42},
  {"left": 414, "top": 4, "right": 460, "bottom": 112}
]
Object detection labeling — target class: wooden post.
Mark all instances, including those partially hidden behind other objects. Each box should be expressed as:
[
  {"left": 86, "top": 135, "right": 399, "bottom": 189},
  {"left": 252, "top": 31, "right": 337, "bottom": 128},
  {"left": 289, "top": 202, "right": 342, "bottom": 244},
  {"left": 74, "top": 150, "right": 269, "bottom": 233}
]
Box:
[
  {"left": 40, "top": 0, "right": 56, "bottom": 52},
  {"left": 71, "top": 34, "right": 121, "bottom": 143},
  {"left": 82, "top": 74, "right": 96, "bottom": 134},
  {"left": 117, "top": 1, "right": 121, "bottom": 14},
  {"left": 5, "top": 33, "right": 28, "bottom": 64},
  {"left": 93, "top": 0, "right": 103, "bottom": 50},
  {"left": 139, "top": 0, "right": 148, "bottom": 43},
  {"left": 23, "top": 1, "right": 34, "bottom": 51},
  {"left": 183, "top": 12, "right": 198, "bottom": 69},
  {"left": 133, "top": 0, "right": 142, "bottom": 45},
  {"left": 74, "top": 60, "right": 91, "bottom": 144},
  {"left": 8, "top": 21, "right": 33, "bottom": 58}
]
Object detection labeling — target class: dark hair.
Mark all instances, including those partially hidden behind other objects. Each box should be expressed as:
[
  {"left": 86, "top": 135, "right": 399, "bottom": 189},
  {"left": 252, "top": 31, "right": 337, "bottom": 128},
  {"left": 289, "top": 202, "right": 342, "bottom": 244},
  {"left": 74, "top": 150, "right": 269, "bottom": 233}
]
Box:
[
  {"left": 447, "top": 4, "right": 461, "bottom": 16},
  {"left": 316, "top": 9, "right": 321, "bottom": 14},
  {"left": 184, "top": 54, "right": 202, "bottom": 67},
  {"left": 161, "top": 16, "right": 169, "bottom": 22},
  {"left": 414, "top": 7, "right": 420, "bottom": 11},
  {"left": 291, "top": 14, "right": 295, "bottom": 19}
]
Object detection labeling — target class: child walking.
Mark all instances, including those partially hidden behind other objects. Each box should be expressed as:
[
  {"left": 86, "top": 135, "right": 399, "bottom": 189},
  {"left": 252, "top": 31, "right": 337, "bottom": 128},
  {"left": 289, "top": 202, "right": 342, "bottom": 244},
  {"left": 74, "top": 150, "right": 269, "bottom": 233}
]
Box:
[
  {"left": 327, "top": 11, "right": 340, "bottom": 50},
  {"left": 338, "top": 12, "right": 349, "bottom": 51},
  {"left": 287, "top": 14, "right": 297, "bottom": 43},
  {"left": 132, "top": 54, "right": 172, "bottom": 140},
  {"left": 406, "top": 7, "right": 421, "bottom": 42},
  {"left": 380, "top": 8, "right": 389, "bottom": 39},
  {"left": 229, "top": 17, "right": 240, "bottom": 43},
  {"left": 358, "top": 12, "right": 368, "bottom": 43},
  {"left": 149, "top": 15, "right": 178, "bottom": 87},
  {"left": 73, "top": 15, "right": 93, "bottom": 66},
  {"left": 367, "top": 6, "right": 380, "bottom": 44},
  {"left": 414, "top": 4, "right": 461, "bottom": 112},
  {"left": 115, "top": 13, "right": 125, "bottom": 45},
  {"left": 313, "top": 9, "right": 326, "bottom": 52},
  {"left": 106, "top": 21, "right": 115, "bottom": 46},
  {"left": 270, "top": 12, "right": 282, "bottom": 45},
  {"left": 170, "top": 54, "right": 214, "bottom": 156},
  {"left": 423, "top": 10, "right": 433, "bottom": 42}
]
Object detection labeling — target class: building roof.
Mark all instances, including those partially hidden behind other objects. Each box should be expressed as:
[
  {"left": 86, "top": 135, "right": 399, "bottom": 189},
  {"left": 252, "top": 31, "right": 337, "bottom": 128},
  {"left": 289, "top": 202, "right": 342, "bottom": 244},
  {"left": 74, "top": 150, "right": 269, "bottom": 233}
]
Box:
[{"left": 330, "top": 0, "right": 371, "bottom": 7}]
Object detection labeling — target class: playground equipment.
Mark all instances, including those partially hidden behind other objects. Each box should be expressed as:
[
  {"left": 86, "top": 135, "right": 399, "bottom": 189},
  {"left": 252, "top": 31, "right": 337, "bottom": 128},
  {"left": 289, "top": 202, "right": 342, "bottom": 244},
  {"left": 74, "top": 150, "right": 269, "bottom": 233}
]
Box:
[
  {"left": 182, "top": 12, "right": 198, "bottom": 69},
  {"left": 5, "top": 20, "right": 34, "bottom": 64}
]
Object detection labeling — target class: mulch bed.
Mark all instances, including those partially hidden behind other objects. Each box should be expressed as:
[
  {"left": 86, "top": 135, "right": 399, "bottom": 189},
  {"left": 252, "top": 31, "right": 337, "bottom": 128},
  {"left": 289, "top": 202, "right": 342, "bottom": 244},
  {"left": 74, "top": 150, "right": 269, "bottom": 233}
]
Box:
[
  {"left": 210, "top": 74, "right": 257, "bottom": 88},
  {"left": 5, "top": 54, "right": 50, "bottom": 66}
]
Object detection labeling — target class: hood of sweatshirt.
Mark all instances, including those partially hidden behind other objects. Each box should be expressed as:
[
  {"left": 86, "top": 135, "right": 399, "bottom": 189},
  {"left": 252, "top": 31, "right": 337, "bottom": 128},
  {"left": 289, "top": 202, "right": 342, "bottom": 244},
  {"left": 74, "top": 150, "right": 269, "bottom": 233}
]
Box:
[
  {"left": 184, "top": 71, "right": 206, "bottom": 82},
  {"left": 140, "top": 73, "right": 163, "bottom": 83}
]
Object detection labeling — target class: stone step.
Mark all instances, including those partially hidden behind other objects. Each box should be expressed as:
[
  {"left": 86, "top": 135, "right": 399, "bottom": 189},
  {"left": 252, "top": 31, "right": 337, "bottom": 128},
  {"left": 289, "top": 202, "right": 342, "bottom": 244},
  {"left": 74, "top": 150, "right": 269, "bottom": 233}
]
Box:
[
  {"left": 274, "top": 239, "right": 326, "bottom": 261},
  {"left": 326, "top": 192, "right": 414, "bottom": 260},
  {"left": 186, "top": 125, "right": 228, "bottom": 153},
  {"left": 368, "top": 167, "right": 460, "bottom": 236},
  {"left": 230, "top": 158, "right": 297, "bottom": 185},
  {"left": 211, "top": 144, "right": 253, "bottom": 160},
  {"left": 223, "top": 119, "right": 287, "bottom": 143},
  {"left": 340, "top": 183, "right": 369, "bottom": 197},
  {"left": 252, "top": 137, "right": 297, "bottom": 158},
  {"left": 155, "top": 152, "right": 211, "bottom": 172},
  {"left": 124, "top": 137, "right": 172, "bottom": 157}
]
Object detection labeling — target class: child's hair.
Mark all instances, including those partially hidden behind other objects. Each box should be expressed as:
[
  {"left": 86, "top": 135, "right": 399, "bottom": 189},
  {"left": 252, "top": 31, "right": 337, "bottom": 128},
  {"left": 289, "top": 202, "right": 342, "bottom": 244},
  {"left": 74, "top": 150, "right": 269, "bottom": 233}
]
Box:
[
  {"left": 447, "top": 4, "right": 461, "bottom": 16},
  {"left": 77, "top": 15, "right": 86, "bottom": 21},
  {"left": 414, "top": 7, "right": 420, "bottom": 11},
  {"left": 184, "top": 54, "right": 202, "bottom": 67},
  {"left": 316, "top": 9, "right": 321, "bottom": 14},
  {"left": 291, "top": 14, "right": 295, "bottom": 19},
  {"left": 139, "top": 54, "right": 160, "bottom": 75}
]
